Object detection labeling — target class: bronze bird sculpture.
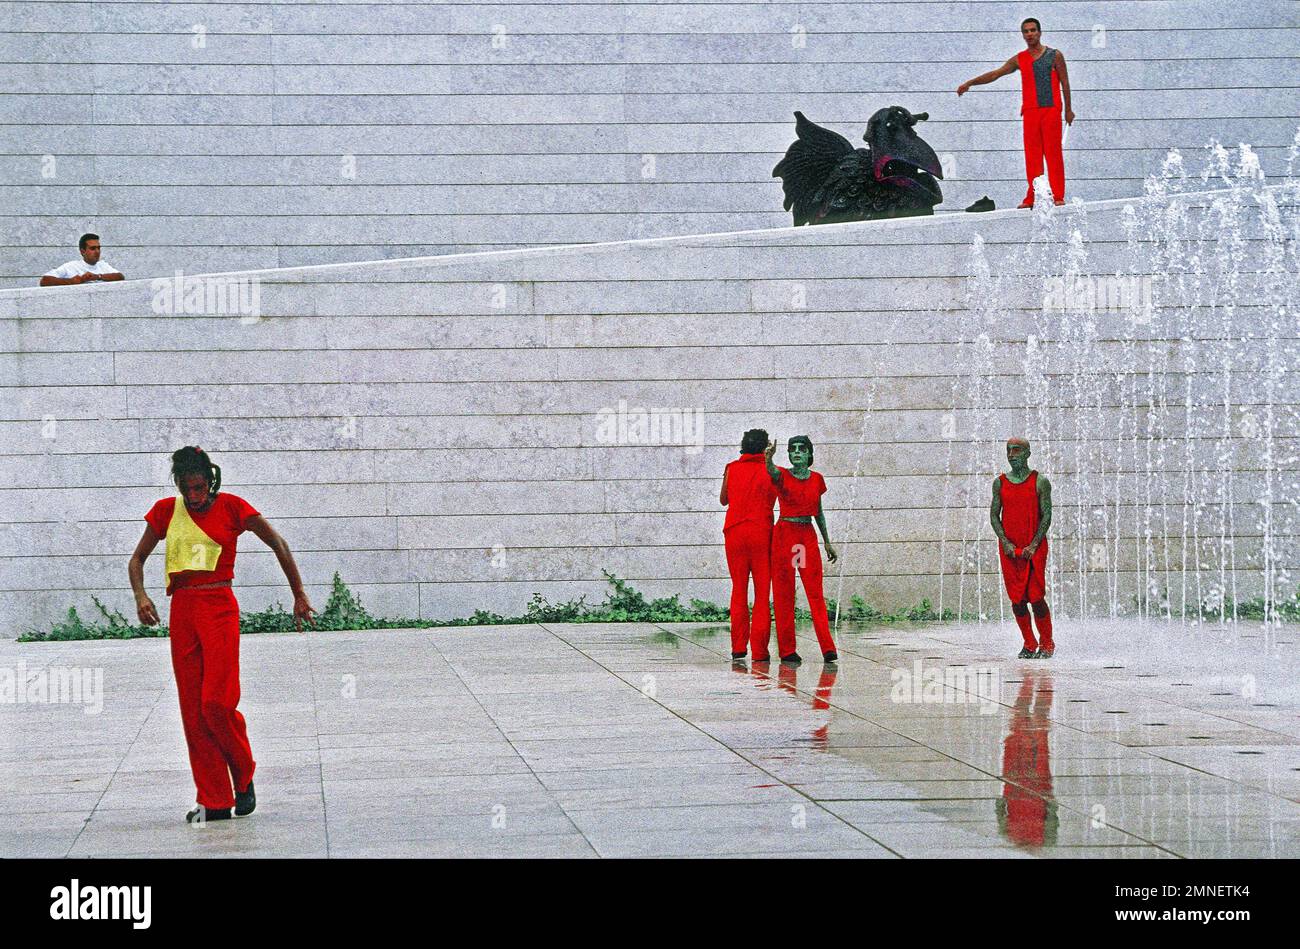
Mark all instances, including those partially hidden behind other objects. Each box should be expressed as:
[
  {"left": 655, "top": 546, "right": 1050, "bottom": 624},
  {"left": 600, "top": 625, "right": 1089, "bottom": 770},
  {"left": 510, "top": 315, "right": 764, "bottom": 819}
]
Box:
[{"left": 773, "top": 106, "right": 944, "bottom": 224}]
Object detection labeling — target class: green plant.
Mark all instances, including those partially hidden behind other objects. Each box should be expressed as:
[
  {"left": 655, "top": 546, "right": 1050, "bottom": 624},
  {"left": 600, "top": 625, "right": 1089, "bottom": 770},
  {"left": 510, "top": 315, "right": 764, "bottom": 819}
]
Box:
[
  {"left": 19, "top": 573, "right": 963, "bottom": 642},
  {"left": 21, "top": 596, "right": 167, "bottom": 642}
]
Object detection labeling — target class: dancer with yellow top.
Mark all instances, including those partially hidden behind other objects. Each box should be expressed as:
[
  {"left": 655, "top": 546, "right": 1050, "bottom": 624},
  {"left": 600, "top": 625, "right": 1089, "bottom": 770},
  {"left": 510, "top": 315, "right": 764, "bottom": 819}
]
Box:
[{"left": 127, "top": 446, "right": 316, "bottom": 823}]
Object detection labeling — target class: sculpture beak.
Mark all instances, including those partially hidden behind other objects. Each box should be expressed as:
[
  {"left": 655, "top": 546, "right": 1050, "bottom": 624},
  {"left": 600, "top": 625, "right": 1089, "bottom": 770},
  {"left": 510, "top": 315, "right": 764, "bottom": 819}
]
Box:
[{"left": 873, "top": 136, "right": 944, "bottom": 182}]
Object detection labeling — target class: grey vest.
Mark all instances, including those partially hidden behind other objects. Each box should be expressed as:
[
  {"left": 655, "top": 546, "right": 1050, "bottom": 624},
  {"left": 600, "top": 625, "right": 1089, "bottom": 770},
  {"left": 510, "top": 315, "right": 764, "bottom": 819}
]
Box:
[{"left": 1032, "top": 49, "right": 1058, "bottom": 108}]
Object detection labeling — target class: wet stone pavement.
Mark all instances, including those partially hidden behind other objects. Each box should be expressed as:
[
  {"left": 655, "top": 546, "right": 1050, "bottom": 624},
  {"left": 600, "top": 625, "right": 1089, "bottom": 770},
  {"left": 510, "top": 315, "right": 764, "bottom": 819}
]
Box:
[{"left": 2, "top": 618, "right": 1297, "bottom": 858}]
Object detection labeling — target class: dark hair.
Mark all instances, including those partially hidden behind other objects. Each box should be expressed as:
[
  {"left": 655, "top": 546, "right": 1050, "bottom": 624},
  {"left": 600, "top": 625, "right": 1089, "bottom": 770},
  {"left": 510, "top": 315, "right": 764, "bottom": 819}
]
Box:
[
  {"left": 171, "top": 445, "right": 221, "bottom": 497},
  {"left": 79, "top": 232, "right": 99, "bottom": 250},
  {"left": 787, "top": 435, "right": 814, "bottom": 466},
  {"left": 1021, "top": 17, "right": 1041, "bottom": 31},
  {"left": 740, "top": 428, "right": 768, "bottom": 454}
]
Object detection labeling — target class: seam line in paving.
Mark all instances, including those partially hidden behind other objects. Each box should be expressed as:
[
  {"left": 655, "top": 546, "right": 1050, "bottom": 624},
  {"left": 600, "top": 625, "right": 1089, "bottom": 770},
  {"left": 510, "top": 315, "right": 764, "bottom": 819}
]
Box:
[
  {"left": 422, "top": 625, "right": 601, "bottom": 857},
  {"left": 855, "top": 629, "right": 1300, "bottom": 800},
  {"left": 664, "top": 623, "right": 1185, "bottom": 857},
  {"left": 305, "top": 630, "right": 332, "bottom": 857},
  {"left": 68, "top": 672, "right": 171, "bottom": 858},
  {"left": 843, "top": 631, "right": 1298, "bottom": 845},
  {"left": 537, "top": 622, "right": 905, "bottom": 858}
]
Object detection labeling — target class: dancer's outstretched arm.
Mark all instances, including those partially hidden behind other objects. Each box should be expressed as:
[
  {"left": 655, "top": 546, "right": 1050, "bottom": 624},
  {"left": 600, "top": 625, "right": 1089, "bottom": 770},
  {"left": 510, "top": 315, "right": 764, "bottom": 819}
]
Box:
[
  {"left": 957, "top": 57, "right": 1016, "bottom": 95},
  {"left": 815, "top": 500, "right": 838, "bottom": 563},
  {"left": 245, "top": 516, "right": 317, "bottom": 631}
]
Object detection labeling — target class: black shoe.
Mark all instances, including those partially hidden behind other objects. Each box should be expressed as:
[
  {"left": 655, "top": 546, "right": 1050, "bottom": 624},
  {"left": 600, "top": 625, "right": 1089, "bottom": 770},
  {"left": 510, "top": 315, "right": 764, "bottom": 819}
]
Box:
[
  {"left": 780, "top": 653, "right": 802, "bottom": 665},
  {"left": 234, "top": 780, "right": 256, "bottom": 816},
  {"left": 1017, "top": 646, "right": 1037, "bottom": 659},
  {"left": 731, "top": 651, "right": 747, "bottom": 660},
  {"left": 1035, "top": 645, "right": 1055, "bottom": 659},
  {"left": 966, "top": 195, "right": 996, "bottom": 213},
  {"left": 823, "top": 651, "right": 838, "bottom": 663},
  {"left": 186, "top": 805, "right": 232, "bottom": 824}
]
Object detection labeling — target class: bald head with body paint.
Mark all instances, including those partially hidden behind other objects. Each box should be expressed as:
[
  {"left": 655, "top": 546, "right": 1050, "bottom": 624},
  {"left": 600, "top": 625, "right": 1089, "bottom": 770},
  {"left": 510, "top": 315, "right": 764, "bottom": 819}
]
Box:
[{"left": 1006, "top": 438, "right": 1032, "bottom": 478}]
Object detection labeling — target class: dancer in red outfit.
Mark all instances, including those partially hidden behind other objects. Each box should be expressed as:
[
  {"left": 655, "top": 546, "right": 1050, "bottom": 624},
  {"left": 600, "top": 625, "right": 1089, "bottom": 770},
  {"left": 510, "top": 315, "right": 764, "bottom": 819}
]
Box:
[
  {"left": 128, "top": 446, "right": 316, "bottom": 823},
  {"left": 720, "top": 429, "right": 778, "bottom": 661},
  {"left": 957, "top": 17, "right": 1075, "bottom": 207},
  {"left": 764, "top": 435, "right": 839, "bottom": 664},
  {"left": 991, "top": 438, "right": 1055, "bottom": 658}
]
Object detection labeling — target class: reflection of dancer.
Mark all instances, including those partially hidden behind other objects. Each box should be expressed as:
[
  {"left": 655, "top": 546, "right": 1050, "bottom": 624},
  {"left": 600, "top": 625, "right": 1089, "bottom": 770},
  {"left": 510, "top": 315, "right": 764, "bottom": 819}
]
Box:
[
  {"left": 772, "top": 664, "right": 837, "bottom": 743},
  {"left": 128, "top": 446, "right": 316, "bottom": 823},
  {"left": 956, "top": 17, "right": 1074, "bottom": 207},
  {"left": 720, "top": 429, "right": 777, "bottom": 661},
  {"left": 991, "top": 438, "right": 1054, "bottom": 658},
  {"left": 764, "top": 436, "right": 838, "bottom": 664},
  {"left": 996, "top": 671, "right": 1057, "bottom": 847},
  {"left": 810, "top": 666, "right": 837, "bottom": 744}
]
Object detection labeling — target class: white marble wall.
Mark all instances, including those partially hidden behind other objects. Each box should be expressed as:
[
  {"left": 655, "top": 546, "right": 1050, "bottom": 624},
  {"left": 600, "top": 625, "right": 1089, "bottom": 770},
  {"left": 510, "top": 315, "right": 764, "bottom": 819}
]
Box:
[
  {"left": 2, "top": 188, "right": 1295, "bottom": 632},
  {"left": 3, "top": 0, "right": 1298, "bottom": 286}
]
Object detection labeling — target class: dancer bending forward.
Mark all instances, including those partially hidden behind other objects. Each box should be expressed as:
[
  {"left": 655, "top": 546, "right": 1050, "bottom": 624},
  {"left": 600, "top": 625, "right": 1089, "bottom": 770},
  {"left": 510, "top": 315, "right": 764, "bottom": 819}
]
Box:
[{"left": 128, "top": 446, "right": 316, "bottom": 823}]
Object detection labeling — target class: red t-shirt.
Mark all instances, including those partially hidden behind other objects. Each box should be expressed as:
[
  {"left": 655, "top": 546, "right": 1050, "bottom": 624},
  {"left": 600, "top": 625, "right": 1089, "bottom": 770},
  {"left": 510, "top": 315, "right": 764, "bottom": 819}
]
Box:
[
  {"left": 776, "top": 468, "right": 827, "bottom": 518},
  {"left": 722, "top": 453, "right": 776, "bottom": 533},
  {"left": 144, "top": 492, "right": 261, "bottom": 593}
]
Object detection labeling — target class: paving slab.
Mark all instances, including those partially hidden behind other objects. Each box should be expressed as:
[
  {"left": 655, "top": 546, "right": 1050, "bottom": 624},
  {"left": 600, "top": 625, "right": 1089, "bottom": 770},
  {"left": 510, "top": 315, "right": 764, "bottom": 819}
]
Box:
[{"left": 1, "top": 617, "right": 1296, "bottom": 858}]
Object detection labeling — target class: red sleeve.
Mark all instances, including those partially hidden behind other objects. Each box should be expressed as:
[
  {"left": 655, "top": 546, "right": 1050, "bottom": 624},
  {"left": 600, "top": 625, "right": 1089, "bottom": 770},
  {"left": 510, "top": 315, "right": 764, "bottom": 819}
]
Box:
[
  {"left": 227, "top": 494, "right": 261, "bottom": 534},
  {"left": 143, "top": 497, "right": 174, "bottom": 538},
  {"left": 817, "top": 472, "right": 828, "bottom": 496}
]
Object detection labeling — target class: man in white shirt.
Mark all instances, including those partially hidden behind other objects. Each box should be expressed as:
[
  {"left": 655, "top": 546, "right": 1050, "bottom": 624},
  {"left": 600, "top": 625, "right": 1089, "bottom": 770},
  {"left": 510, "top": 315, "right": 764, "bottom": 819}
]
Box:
[{"left": 40, "top": 233, "right": 125, "bottom": 286}]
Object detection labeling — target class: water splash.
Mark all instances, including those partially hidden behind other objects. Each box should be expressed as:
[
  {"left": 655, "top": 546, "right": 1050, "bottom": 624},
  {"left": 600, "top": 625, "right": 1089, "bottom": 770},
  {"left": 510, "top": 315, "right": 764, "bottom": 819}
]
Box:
[{"left": 940, "top": 134, "right": 1300, "bottom": 625}]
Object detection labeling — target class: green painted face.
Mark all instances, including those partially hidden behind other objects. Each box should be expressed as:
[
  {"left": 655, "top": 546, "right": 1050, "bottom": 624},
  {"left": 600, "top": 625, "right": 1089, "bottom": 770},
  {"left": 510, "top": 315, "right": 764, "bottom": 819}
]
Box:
[
  {"left": 1006, "top": 442, "right": 1031, "bottom": 469},
  {"left": 789, "top": 443, "right": 812, "bottom": 468}
]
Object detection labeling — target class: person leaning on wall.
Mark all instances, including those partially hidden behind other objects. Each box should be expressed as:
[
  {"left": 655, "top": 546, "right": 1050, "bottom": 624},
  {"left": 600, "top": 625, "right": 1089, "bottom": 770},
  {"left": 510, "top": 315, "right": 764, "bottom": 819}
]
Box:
[{"left": 39, "top": 233, "right": 125, "bottom": 286}]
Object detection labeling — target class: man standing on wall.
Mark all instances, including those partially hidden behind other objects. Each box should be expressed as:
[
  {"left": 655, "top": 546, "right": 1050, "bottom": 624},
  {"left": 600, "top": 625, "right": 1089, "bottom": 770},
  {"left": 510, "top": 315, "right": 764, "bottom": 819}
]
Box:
[
  {"left": 991, "top": 438, "right": 1055, "bottom": 658},
  {"left": 956, "top": 17, "right": 1074, "bottom": 208}
]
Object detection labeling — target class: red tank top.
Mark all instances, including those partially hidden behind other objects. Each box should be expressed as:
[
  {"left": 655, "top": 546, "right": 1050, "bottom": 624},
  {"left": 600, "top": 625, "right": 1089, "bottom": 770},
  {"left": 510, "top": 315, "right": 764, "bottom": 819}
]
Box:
[
  {"left": 998, "top": 471, "right": 1040, "bottom": 547},
  {"left": 1019, "top": 48, "right": 1061, "bottom": 111},
  {"left": 722, "top": 454, "right": 776, "bottom": 532},
  {"left": 776, "top": 468, "right": 826, "bottom": 518}
]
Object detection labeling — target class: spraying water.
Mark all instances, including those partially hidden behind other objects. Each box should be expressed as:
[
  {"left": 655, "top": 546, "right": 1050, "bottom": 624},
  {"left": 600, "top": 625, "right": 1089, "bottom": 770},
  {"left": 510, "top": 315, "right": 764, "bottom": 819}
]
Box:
[{"left": 934, "top": 138, "right": 1300, "bottom": 625}]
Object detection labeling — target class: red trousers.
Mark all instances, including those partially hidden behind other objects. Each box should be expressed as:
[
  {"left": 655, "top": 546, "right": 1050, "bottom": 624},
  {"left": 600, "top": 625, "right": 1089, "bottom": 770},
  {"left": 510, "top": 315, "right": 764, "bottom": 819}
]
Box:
[
  {"left": 169, "top": 587, "right": 255, "bottom": 809},
  {"left": 1022, "top": 106, "right": 1065, "bottom": 204},
  {"left": 771, "top": 521, "right": 836, "bottom": 657},
  {"left": 725, "top": 521, "right": 772, "bottom": 657}
]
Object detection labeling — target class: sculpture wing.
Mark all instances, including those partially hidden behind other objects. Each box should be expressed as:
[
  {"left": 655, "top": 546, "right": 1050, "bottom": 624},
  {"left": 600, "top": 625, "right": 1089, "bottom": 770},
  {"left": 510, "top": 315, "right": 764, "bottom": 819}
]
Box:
[{"left": 772, "top": 111, "right": 858, "bottom": 226}]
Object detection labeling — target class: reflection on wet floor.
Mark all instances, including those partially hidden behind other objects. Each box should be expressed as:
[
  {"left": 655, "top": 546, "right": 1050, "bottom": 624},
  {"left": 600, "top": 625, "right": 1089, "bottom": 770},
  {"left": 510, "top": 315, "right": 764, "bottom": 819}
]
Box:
[
  {"left": 997, "top": 671, "right": 1057, "bottom": 848},
  {"left": 649, "top": 617, "right": 1296, "bottom": 858},
  {"left": 1, "top": 616, "right": 1295, "bottom": 858}
]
